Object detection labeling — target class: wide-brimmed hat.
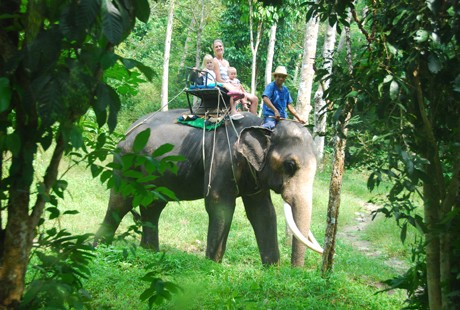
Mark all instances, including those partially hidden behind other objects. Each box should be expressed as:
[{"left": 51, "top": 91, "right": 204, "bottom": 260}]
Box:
[{"left": 272, "top": 66, "right": 288, "bottom": 77}]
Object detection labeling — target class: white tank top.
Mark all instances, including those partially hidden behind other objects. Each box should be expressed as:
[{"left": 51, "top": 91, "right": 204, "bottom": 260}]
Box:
[{"left": 215, "top": 58, "right": 229, "bottom": 82}]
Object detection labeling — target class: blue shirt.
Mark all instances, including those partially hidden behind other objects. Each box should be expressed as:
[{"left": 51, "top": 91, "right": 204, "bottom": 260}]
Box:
[{"left": 262, "top": 82, "right": 293, "bottom": 118}]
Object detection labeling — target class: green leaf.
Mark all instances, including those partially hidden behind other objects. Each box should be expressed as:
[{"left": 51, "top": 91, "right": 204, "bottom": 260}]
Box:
[
  {"left": 122, "top": 170, "right": 144, "bottom": 178},
  {"left": 152, "top": 143, "right": 173, "bottom": 157},
  {"left": 428, "top": 54, "right": 442, "bottom": 74},
  {"left": 400, "top": 222, "right": 407, "bottom": 243},
  {"left": 385, "top": 42, "right": 398, "bottom": 55},
  {"left": 107, "top": 85, "right": 120, "bottom": 132},
  {"left": 40, "top": 130, "right": 53, "bottom": 151},
  {"left": 120, "top": 154, "right": 135, "bottom": 169},
  {"left": 383, "top": 75, "right": 393, "bottom": 84},
  {"left": 47, "top": 206, "right": 61, "bottom": 220},
  {"left": 389, "top": 80, "right": 399, "bottom": 100},
  {"left": 414, "top": 29, "right": 429, "bottom": 43},
  {"left": 69, "top": 125, "right": 84, "bottom": 149},
  {"left": 155, "top": 187, "right": 177, "bottom": 201},
  {"left": 63, "top": 210, "right": 79, "bottom": 215},
  {"left": 101, "top": 0, "right": 123, "bottom": 44},
  {"left": 79, "top": 0, "right": 100, "bottom": 28},
  {"left": 0, "top": 77, "right": 11, "bottom": 112},
  {"left": 134, "top": 0, "right": 150, "bottom": 23},
  {"left": 345, "top": 90, "right": 358, "bottom": 98},
  {"left": 121, "top": 58, "right": 155, "bottom": 81},
  {"left": 133, "top": 128, "right": 151, "bottom": 153},
  {"left": 100, "top": 170, "right": 113, "bottom": 184},
  {"left": 5, "top": 132, "right": 21, "bottom": 156},
  {"left": 137, "top": 175, "right": 158, "bottom": 183},
  {"left": 35, "top": 75, "right": 63, "bottom": 127},
  {"left": 91, "top": 164, "right": 103, "bottom": 178},
  {"left": 53, "top": 180, "right": 68, "bottom": 199},
  {"left": 101, "top": 50, "right": 119, "bottom": 70},
  {"left": 164, "top": 281, "right": 181, "bottom": 294},
  {"left": 94, "top": 83, "right": 109, "bottom": 127},
  {"left": 454, "top": 74, "right": 460, "bottom": 93}
]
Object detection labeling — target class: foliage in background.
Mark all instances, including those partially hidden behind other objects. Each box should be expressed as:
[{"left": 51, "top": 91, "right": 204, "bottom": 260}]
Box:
[
  {"left": 114, "top": 0, "right": 312, "bottom": 117},
  {"left": 309, "top": 0, "right": 460, "bottom": 308},
  {"left": 220, "top": 0, "right": 308, "bottom": 95},
  {"left": 0, "top": 0, "right": 179, "bottom": 307},
  {"left": 117, "top": 0, "right": 225, "bottom": 114}
]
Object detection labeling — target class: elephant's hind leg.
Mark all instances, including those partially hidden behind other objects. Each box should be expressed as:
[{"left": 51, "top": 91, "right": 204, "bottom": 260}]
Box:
[
  {"left": 94, "top": 189, "right": 133, "bottom": 246},
  {"left": 139, "top": 201, "right": 167, "bottom": 251}
]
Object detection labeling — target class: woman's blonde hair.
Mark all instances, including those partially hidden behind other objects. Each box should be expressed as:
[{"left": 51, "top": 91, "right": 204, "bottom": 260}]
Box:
[
  {"left": 213, "top": 39, "right": 224, "bottom": 48},
  {"left": 202, "top": 54, "right": 214, "bottom": 69}
]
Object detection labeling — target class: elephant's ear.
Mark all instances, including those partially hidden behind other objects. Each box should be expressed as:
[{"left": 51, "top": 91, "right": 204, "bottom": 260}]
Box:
[{"left": 236, "top": 126, "right": 272, "bottom": 171}]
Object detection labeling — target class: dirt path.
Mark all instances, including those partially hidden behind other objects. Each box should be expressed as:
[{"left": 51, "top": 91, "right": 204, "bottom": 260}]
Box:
[{"left": 338, "top": 202, "right": 408, "bottom": 274}]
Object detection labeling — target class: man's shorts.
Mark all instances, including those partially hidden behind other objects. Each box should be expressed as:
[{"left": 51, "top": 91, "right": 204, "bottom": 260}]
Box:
[{"left": 262, "top": 116, "right": 277, "bottom": 129}]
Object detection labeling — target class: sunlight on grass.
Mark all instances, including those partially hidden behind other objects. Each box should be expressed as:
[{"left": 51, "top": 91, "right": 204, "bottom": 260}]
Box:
[{"left": 31, "top": 151, "right": 413, "bottom": 309}]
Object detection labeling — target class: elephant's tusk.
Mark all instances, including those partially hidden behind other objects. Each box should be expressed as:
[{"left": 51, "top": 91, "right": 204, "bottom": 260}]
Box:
[
  {"left": 308, "top": 230, "right": 323, "bottom": 250},
  {"left": 284, "top": 202, "right": 324, "bottom": 254}
]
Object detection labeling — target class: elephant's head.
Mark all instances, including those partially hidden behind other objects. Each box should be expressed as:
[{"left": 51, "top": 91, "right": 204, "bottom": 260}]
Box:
[{"left": 236, "top": 121, "right": 323, "bottom": 266}]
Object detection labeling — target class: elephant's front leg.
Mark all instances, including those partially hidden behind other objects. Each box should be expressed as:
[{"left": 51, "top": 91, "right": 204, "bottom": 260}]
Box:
[
  {"left": 94, "top": 189, "right": 133, "bottom": 245},
  {"left": 205, "top": 192, "right": 236, "bottom": 263},
  {"left": 242, "top": 192, "right": 280, "bottom": 265}
]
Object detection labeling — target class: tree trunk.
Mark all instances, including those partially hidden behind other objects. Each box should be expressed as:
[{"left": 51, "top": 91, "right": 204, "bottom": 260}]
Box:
[
  {"left": 195, "top": 0, "right": 205, "bottom": 68},
  {"left": 293, "top": 53, "right": 302, "bottom": 85},
  {"left": 160, "top": 0, "right": 175, "bottom": 111},
  {"left": 0, "top": 128, "right": 65, "bottom": 308},
  {"left": 296, "top": 14, "right": 319, "bottom": 124},
  {"left": 265, "top": 23, "right": 277, "bottom": 86},
  {"left": 321, "top": 121, "right": 348, "bottom": 274},
  {"left": 412, "top": 68, "right": 444, "bottom": 309},
  {"left": 321, "top": 23, "right": 354, "bottom": 276},
  {"left": 0, "top": 204, "right": 33, "bottom": 309},
  {"left": 248, "top": 0, "right": 263, "bottom": 95},
  {"left": 178, "top": 17, "right": 195, "bottom": 75},
  {"left": 314, "top": 21, "right": 337, "bottom": 168},
  {"left": 336, "top": 27, "right": 347, "bottom": 53},
  {"left": 439, "top": 150, "right": 459, "bottom": 309}
]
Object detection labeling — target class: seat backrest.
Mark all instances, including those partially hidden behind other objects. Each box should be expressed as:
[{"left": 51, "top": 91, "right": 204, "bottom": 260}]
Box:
[{"left": 186, "top": 67, "right": 217, "bottom": 89}]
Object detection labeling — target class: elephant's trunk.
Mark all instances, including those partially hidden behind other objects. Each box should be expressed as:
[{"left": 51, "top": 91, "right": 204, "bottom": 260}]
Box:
[{"left": 284, "top": 202, "right": 323, "bottom": 254}]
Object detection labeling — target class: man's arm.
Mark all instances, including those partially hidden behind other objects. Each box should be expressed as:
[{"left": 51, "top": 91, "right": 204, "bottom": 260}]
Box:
[
  {"left": 263, "top": 96, "right": 281, "bottom": 120},
  {"left": 287, "top": 104, "right": 306, "bottom": 124}
]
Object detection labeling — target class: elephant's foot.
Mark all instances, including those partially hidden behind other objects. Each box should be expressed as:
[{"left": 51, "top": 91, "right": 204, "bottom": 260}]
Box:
[
  {"left": 260, "top": 254, "right": 280, "bottom": 266},
  {"left": 205, "top": 248, "right": 224, "bottom": 263},
  {"left": 140, "top": 242, "right": 160, "bottom": 251},
  {"left": 140, "top": 235, "right": 160, "bottom": 251},
  {"left": 93, "top": 225, "right": 117, "bottom": 247}
]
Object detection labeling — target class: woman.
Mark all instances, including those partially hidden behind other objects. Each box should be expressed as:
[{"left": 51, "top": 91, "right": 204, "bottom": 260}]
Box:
[{"left": 212, "top": 39, "right": 259, "bottom": 118}]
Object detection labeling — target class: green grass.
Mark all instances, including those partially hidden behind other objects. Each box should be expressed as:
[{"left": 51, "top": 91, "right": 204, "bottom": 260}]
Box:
[{"left": 34, "top": 156, "right": 414, "bottom": 309}]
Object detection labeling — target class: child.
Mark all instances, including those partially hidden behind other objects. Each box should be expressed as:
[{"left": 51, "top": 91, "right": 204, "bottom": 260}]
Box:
[
  {"left": 228, "top": 67, "right": 250, "bottom": 111},
  {"left": 201, "top": 54, "right": 216, "bottom": 86}
]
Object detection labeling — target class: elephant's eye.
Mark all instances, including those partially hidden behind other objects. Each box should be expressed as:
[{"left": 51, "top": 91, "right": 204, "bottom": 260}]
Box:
[{"left": 284, "top": 160, "right": 297, "bottom": 176}]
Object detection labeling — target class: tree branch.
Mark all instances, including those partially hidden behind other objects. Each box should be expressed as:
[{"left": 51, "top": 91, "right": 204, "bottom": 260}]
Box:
[
  {"left": 30, "top": 130, "right": 66, "bottom": 228},
  {"left": 351, "top": 8, "right": 372, "bottom": 45}
]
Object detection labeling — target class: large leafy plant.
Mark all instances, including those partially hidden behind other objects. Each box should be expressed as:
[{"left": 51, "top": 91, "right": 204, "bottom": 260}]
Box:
[
  {"left": 309, "top": 0, "right": 460, "bottom": 308},
  {"left": 0, "top": 0, "right": 158, "bottom": 307}
]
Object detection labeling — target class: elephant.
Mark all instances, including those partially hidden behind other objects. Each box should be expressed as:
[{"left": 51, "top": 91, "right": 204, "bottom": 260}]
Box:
[{"left": 94, "top": 109, "right": 323, "bottom": 266}]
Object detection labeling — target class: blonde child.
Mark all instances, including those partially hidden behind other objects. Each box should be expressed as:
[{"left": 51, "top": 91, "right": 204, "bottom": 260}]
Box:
[
  {"left": 228, "top": 67, "right": 251, "bottom": 112},
  {"left": 200, "top": 54, "right": 216, "bottom": 86}
]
